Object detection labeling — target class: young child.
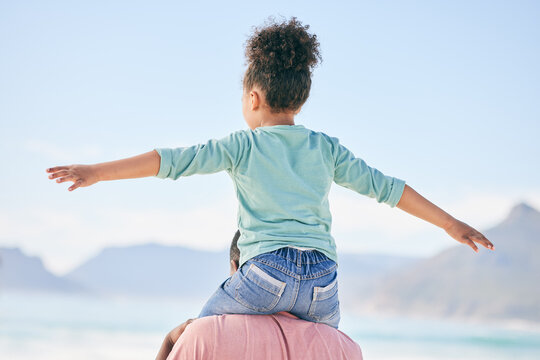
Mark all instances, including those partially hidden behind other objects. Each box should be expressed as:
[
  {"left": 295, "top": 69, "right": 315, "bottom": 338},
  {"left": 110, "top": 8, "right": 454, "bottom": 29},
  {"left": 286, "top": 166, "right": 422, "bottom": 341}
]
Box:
[{"left": 46, "top": 17, "right": 494, "bottom": 329}]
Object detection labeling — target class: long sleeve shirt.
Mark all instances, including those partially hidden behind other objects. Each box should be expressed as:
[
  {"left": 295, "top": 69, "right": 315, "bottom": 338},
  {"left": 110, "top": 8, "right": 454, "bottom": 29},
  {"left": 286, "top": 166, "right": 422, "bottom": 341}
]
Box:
[{"left": 154, "top": 124, "right": 405, "bottom": 266}]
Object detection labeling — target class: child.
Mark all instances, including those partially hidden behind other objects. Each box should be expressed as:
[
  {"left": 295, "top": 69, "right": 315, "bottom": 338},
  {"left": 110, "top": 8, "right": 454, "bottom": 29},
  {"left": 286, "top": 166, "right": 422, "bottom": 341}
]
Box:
[{"left": 46, "top": 17, "right": 494, "bottom": 329}]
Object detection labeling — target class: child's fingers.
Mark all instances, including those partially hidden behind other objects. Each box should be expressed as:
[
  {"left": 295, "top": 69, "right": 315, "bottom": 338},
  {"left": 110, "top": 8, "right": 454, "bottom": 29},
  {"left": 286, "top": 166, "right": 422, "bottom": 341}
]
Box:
[
  {"left": 46, "top": 166, "right": 68, "bottom": 173},
  {"left": 68, "top": 179, "right": 83, "bottom": 191},
  {"left": 56, "top": 175, "right": 76, "bottom": 184},
  {"left": 48, "top": 170, "right": 69, "bottom": 179},
  {"left": 465, "top": 239, "right": 479, "bottom": 253},
  {"left": 479, "top": 237, "right": 495, "bottom": 250},
  {"left": 471, "top": 233, "right": 495, "bottom": 250}
]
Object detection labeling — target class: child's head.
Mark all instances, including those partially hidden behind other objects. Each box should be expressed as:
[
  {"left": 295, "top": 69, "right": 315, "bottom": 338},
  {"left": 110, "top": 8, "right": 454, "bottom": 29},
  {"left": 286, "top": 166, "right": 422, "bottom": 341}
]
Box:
[{"left": 242, "top": 17, "right": 321, "bottom": 128}]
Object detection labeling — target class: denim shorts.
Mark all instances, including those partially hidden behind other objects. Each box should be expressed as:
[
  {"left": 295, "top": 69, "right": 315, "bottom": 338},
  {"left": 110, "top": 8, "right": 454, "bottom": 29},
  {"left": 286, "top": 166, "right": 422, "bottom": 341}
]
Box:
[{"left": 199, "top": 247, "right": 340, "bottom": 329}]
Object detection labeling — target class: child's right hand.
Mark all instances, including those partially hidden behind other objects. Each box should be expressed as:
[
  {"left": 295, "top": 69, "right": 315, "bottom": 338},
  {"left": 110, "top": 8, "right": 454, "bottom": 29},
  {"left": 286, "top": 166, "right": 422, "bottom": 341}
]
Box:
[{"left": 46, "top": 164, "right": 100, "bottom": 191}]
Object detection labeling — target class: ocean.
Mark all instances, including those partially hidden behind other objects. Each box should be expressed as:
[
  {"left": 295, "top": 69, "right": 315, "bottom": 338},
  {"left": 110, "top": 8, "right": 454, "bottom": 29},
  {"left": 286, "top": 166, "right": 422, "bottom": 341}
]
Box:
[{"left": 1, "top": 293, "right": 539, "bottom": 359}]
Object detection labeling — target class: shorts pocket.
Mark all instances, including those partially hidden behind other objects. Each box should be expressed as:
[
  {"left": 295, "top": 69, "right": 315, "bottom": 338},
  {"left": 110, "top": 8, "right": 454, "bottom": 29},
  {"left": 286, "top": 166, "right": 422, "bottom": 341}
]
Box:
[
  {"left": 308, "top": 279, "right": 340, "bottom": 322},
  {"left": 234, "top": 263, "right": 286, "bottom": 312}
]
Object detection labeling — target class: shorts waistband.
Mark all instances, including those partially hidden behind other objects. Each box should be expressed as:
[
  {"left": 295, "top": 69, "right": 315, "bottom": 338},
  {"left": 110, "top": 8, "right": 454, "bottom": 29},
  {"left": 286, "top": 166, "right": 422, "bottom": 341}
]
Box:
[
  {"left": 268, "top": 246, "right": 332, "bottom": 266},
  {"left": 250, "top": 246, "right": 337, "bottom": 279}
]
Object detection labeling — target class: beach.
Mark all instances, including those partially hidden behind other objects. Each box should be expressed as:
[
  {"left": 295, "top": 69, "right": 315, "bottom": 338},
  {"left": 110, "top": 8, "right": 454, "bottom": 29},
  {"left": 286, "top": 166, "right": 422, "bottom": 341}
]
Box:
[{"left": 2, "top": 292, "right": 539, "bottom": 360}]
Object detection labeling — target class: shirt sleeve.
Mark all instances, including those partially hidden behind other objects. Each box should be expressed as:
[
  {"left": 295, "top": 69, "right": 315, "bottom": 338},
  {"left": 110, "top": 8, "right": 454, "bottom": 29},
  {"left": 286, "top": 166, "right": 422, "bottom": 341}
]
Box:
[
  {"left": 333, "top": 142, "right": 406, "bottom": 207},
  {"left": 153, "top": 131, "right": 247, "bottom": 180}
]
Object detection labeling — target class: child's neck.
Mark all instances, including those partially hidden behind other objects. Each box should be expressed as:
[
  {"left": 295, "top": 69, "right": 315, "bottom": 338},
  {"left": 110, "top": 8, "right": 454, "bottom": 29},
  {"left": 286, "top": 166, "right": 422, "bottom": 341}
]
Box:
[{"left": 258, "top": 111, "right": 296, "bottom": 128}]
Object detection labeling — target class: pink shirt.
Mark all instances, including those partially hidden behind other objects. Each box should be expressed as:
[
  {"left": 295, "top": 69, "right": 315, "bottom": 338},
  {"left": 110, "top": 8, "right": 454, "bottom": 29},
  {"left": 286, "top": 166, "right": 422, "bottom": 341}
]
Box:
[{"left": 167, "top": 312, "right": 363, "bottom": 360}]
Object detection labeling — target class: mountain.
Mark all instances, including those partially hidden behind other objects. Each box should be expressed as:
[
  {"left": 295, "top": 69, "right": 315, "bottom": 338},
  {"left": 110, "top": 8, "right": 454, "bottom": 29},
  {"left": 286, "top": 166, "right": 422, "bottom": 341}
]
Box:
[
  {"left": 0, "top": 247, "right": 83, "bottom": 293},
  {"left": 8, "top": 200, "right": 537, "bottom": 323},
  {"left": 338, "top": 253, "right": 420, "bottom": 308},
  {"left": 64, "top": 243, "right": 421, "bottom": 300},
  {"left": 64, "top": 243, "right": 230, "bottom": 299},
  {"left": 1, "top": 242, "right": 420, "bottom": 300},
  {"left": 358, "top": 202, "right": 540, "bottom": 323}
]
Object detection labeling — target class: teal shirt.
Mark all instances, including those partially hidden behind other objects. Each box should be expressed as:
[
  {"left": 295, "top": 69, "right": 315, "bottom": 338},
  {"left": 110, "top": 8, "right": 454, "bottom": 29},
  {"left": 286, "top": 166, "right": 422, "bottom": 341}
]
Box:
[{"left": 154, "top": 125, "right": 406, "bottom": 266}]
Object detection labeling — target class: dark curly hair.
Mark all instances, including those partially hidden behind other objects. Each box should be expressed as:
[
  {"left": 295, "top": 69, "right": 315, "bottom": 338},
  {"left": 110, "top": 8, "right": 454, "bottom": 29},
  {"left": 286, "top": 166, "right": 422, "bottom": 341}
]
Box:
[
  {"left": 243, "top": 16, "right": 322, "bottom": 113},
  {"left": 230, "top": 230, "right": 240, "bottom": 269}
]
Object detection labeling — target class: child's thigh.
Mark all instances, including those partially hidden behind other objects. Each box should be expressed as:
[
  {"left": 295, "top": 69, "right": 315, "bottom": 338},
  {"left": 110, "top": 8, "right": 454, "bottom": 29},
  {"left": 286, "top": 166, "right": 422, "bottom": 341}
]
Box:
[
  {"left": 198, "top": 277, "right": 259, "bottom": 318},
  {"left": 199, "top": 261, "right": 289, "bottom": 317},
  {"left": 295, "top": 270, "right": 341, "bottom": 329}
]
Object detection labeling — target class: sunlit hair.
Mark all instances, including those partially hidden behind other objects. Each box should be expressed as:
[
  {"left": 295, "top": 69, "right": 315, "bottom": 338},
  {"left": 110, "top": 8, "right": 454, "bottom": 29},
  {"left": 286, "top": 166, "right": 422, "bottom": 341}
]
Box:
[{"left": 243, "top": 16, "right": 322, "bottom": 113}]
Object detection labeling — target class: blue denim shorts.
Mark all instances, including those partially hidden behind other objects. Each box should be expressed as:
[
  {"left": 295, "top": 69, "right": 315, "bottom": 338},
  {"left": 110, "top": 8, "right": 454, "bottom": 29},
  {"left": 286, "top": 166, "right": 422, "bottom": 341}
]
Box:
[{"left": 199, "top": 247, "right": 340, "bottom": 328}]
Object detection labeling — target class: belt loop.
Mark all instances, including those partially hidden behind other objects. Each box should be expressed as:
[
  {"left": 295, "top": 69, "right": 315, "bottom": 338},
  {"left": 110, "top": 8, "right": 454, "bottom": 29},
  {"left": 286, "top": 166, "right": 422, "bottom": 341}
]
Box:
[{"left": 296, "top": 248, "right": 301, "bottom": 267}]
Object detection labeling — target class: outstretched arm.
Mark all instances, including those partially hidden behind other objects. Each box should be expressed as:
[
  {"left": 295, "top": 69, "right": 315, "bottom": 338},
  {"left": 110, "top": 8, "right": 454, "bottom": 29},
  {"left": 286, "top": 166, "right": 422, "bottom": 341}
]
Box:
[
  {"left": 396, "top": 184, "right": 495, "bottom": 252},
  {"left": 46, "top": 150, "right": 161, "bottom": 191}
]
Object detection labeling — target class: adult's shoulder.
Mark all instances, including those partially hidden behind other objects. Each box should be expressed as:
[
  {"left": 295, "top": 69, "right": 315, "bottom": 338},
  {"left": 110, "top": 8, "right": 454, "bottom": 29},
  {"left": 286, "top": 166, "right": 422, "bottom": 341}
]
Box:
[{"left": 167, "top": 313, "right": 363, "bottom": 360}]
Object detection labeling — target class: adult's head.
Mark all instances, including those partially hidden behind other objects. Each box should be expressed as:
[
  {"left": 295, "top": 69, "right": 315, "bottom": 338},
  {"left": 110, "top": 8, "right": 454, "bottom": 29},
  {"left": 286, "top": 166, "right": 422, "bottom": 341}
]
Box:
[{"left": 229, "top": 230, "right": 241, "bottom": 275}]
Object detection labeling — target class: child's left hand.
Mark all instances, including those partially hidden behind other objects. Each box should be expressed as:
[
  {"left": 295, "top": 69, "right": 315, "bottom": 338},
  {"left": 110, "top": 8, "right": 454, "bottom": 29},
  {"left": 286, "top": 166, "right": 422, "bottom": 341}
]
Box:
[{"left": 444, "top": 219, "right": 495, "bottom": 253}]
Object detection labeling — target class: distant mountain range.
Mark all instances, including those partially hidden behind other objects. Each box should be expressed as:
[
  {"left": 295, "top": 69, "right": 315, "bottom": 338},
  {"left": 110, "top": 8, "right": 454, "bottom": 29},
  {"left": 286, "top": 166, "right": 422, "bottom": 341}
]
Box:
[
  {"left": 66, "top": 243, "right": 230, "bottom": 299},
  {"left": 355, "top": 202, "right": 540, "bottom": 323},
  {"left": 1, "top": 202, "right": 538, "bottom": 324},
  {"left": 0, "top": 243, "right": 416, "bottom": 300},
  {"left": 0, "top": 248, "right": 84, "bottom": 293}
]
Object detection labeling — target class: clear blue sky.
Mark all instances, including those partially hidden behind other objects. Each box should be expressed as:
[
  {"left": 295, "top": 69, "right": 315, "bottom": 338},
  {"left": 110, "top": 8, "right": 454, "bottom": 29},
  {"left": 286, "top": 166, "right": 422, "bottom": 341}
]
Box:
[{"left": 1, "top": 0, "right": 539, "bottom": 274}]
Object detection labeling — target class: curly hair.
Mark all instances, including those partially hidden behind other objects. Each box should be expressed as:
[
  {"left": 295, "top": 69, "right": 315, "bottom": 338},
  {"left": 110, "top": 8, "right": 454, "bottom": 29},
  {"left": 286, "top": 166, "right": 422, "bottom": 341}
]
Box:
[
  {"left": 243, "top": 16, "right": 322, "bottom": 113},
  {"left": 230, "top": 230, "right": 240, "bottom": 268}
]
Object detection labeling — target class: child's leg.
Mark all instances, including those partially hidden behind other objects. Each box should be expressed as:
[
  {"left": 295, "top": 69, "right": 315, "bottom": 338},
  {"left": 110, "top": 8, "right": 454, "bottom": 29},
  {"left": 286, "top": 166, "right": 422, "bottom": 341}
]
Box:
[
  {"left": 291, "top": 268, "right": 340, "bottom": 329},
  {"left": 199, "top": 248, "right": 340, "bottom": 329},
  {"left": 242, "top": 247, "right": 341, "bottom": 329},
  {"left": 199, "top": 258, "right": 292, "bottom": 318}
]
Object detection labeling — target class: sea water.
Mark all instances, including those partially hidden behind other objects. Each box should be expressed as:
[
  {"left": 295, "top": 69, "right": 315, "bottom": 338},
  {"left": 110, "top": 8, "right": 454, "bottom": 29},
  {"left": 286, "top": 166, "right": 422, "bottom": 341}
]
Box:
[{"left": 1, "top": 292, "right": 539, "bottom": 360}]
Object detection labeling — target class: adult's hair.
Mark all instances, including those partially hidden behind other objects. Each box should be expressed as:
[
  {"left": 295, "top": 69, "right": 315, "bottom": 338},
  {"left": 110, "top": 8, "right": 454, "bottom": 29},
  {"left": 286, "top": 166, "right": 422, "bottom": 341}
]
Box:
[
  {"left": 243, "top": 16, "right": 322, "bottom": 113},
  {"left": 230, "top": 230, "right": 241, "bottom": 268}
]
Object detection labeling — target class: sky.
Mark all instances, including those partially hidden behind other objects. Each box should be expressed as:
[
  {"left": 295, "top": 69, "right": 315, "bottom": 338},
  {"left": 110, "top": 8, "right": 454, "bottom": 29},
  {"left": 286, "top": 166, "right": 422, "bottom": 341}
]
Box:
[{"left": 1, "top": 0, "right": 539, "bottom": 275}]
